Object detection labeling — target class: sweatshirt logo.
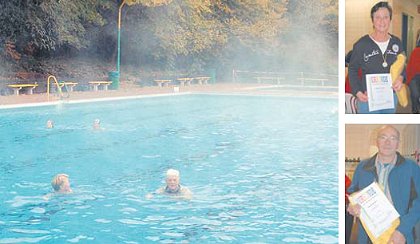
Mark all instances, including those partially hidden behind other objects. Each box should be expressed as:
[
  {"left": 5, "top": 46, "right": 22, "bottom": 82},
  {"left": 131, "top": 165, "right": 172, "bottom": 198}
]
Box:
[
  {"left": 364, "top": 50, "right": 379, "bottom": 62},
  {"left": 386, "top": 50, "right": 397, "bottom": 56},
  {"left": 392, "top": 44, "right": 399, "bottom": 52}
]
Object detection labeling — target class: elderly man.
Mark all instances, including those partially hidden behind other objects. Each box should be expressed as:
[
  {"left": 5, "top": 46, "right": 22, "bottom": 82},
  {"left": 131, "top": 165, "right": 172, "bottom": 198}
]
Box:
[
  {"left": 146, "top": 169, "right": 192, "bottom": 200},
  {"left": 347, "top": 125, "right": 420, "bottom": 244}
]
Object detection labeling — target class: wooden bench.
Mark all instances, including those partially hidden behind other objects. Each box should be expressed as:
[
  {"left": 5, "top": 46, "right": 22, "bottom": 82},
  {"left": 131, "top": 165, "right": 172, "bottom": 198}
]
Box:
[
  {"left": 195, "top": 76, "right": 211, "bottom": 85},
  {"left": 8, "top": 83, "right": 38, "bottom": 95},
  {"left": 88, "top": 81, "right": 112, "bottom": 91},
  {"left": 177, "top": 77, "right": 194, "bottom": 86},
  {"left": 154, "top": 79, "right": 171, "bottom": 87},
  {"left": 59, "top": 82, "right": 78, "bottom": 92},
  {"left": 255, "top": 76, "right": 284, "bottom": 85}
]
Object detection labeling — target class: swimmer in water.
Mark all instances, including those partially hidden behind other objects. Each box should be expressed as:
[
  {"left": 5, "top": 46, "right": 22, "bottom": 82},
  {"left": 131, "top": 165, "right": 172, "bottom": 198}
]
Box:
[
  {"left": 43, "top": 173, "right": 73, "bottom": 200},
  {"left": 46, "top": 120, "right": 54, "bottom": 129},
  {"left": 146, "top": 169, "right": 192, "bottom": 200},
  {"left": 51, "top": 173, "right": 73, "bottom": 194},
  {"left": 93, "top": 119, "right": 101, "bottom": 130}
]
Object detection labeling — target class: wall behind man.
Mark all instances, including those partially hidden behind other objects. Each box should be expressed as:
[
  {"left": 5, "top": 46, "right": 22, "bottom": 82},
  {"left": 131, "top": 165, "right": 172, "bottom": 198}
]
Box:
[
  {"left": 345, "top": 124, "right": 420, "bottom": 159},
  {"left": 401, "top": 125, "right": 419, "bottom": 157}
]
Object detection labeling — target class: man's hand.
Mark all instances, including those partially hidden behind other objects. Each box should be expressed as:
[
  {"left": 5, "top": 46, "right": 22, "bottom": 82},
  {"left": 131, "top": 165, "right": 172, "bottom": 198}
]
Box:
[
  {"left": 388, "top": 230, "right": 405, "bottom": 244},
  {"left": 347, "top": 203, "right": 361, "bottom": 217}
]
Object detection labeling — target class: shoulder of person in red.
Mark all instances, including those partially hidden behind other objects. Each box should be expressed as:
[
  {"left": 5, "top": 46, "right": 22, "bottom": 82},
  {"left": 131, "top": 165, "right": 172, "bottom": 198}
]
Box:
[
  {"left": 407, "top": 47, "right": 420, "bottom": 85},
  {"left": 345, "top": 69, "right": 362, "bottom": 94},
  {"left": 345, "top": 174, "right": 352, "bottom": 203}
]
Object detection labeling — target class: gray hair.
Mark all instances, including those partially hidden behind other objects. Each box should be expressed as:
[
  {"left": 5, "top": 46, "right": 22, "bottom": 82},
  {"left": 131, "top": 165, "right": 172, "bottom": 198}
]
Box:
[{"left": 166, "top": 169, "right": 180, "bottom": 177}]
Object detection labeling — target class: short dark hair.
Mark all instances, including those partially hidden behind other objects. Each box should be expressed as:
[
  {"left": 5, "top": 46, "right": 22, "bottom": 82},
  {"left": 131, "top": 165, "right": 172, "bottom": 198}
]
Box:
[{"left": 371, "top": 2, "right": 392, "bottom": 21}]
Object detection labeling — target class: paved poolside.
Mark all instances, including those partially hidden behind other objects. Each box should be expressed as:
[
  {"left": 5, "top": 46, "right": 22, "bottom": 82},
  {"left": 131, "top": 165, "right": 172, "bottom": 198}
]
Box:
[{"left": 0, "top": 83, "right": 338, "bottom": 107}]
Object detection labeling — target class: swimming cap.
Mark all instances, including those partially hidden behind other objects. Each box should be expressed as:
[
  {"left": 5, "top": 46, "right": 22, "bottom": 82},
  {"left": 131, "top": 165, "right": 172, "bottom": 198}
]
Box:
[{"left": 166, "top": 169, "right": 180, "bottom": 177}]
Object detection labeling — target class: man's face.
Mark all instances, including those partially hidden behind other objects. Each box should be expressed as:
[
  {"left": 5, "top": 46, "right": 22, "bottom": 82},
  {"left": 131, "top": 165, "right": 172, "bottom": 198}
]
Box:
[
  {"left": 166, "top": 175, "right": 180, "bottom": 191},
  {"left": 376, "top": 127, "right": 399, "bottom": 158}
]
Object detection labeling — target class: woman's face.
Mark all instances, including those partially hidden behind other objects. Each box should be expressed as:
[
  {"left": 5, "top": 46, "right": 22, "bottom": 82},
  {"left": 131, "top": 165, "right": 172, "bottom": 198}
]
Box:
[
  {"left": 372, "top": 7, "right": 391, "bottom": 34},
  {"left": 59, "top": 177, "right": 72, "bottom": 193}
]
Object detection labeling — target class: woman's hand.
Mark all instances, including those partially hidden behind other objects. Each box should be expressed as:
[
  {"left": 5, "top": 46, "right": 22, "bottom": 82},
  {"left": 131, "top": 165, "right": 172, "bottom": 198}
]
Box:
[
  {"left": 356, "top": 91, "right": 368, "bottom": 102},
  {"left": 392, "top": 75, "right": 404, "bottom": 92}
]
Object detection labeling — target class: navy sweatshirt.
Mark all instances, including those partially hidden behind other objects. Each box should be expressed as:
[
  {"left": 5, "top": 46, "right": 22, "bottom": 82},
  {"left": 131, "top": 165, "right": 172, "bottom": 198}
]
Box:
[{"left": 348, "top": 34, "right": 404, "bottom": 96}]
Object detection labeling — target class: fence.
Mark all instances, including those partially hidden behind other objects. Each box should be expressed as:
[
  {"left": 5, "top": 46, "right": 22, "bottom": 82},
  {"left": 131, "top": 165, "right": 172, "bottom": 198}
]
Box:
[{"left": 232, "top": 70, "right": 338, "bottom": 89}]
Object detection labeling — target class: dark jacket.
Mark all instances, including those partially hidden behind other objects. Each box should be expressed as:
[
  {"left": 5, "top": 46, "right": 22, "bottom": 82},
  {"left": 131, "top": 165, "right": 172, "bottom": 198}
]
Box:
[
  {"left": 348, "top": 152, "right": 420, "bottom": 243},
  {"left": 349, "top": 34, "right": 404, "bottom": 96}
]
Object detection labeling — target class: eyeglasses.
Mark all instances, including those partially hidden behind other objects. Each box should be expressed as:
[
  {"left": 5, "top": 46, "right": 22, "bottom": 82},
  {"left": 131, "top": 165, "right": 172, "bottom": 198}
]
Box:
[{"left": 377, "top": 135, "right": 399, "bottom": 142}]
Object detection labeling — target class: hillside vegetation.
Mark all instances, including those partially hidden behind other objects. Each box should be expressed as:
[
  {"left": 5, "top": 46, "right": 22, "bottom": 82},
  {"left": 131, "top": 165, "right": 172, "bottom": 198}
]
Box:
[{"left": 0, "top": 0, "right": 337, "bottom": 82}]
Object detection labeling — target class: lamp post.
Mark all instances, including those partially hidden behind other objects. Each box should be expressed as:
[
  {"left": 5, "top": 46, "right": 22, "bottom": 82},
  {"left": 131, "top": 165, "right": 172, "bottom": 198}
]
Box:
[
  {"left": 118, "top": 0, "right": 144, "bottom": 73},
  {"left": 110, "top": 0, "right": 129, "bottom": 90},
  {"left": 114, "top": 0, "right": 171, "bottom": 87},
  {"left": 117, "top": 0, "right": 126, "bottom": 74}
]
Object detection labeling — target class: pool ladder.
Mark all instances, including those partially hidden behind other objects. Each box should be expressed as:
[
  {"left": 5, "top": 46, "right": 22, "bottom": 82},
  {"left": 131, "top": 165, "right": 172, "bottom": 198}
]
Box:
[{"left": 47, "top": 75, "right": 69, "bottom": 101}]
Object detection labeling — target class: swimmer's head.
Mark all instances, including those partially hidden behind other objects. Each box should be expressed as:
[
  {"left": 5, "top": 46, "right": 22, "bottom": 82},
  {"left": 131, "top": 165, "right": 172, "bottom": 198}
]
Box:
[
  {"left": 46, "top": 120, "right": 54, "bottom": 129},
  {"left": 51, "top": 173, "right": 72, "bottom": 193},
  {"left": 166, "top": 169, "right": 180, "bottom": 178},
  {"left": 93, "top": 119, "right": 101, "bottom": 129},
  {"left": 165, "top": 169, "right": 180, "bottom": 191}
]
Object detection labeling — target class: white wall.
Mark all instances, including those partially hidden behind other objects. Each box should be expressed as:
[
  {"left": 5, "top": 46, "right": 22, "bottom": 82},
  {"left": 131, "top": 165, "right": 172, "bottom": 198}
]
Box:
[
  {"left": 392, "top": 0, "right": 420, "bottom": 57},
  {"left": 345, "top": 124, "right": 420, "bottom": 177},
  {"left": 345, "top": 0, "right": 381, "bottom": 53},
  {"left": 401, "top": 125, "right": 419, "bottom": 157},
  {"left": 345, "top": 124, "right": 419, "bottom": 159}
]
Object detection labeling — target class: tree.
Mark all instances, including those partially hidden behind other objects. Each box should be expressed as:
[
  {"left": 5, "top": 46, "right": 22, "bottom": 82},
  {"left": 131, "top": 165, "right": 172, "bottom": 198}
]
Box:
[
  {"left": 282, "top": 0, "right": 338, "bottom": 73},
  {"left": 121, "top": 0, "right": 289, "bottom": 74},
  {"left": 0, "top": 0, "right": 338, "bottom": 77},
  {"left": 0, "top": 0, "right": 111, "bottom": 58}
]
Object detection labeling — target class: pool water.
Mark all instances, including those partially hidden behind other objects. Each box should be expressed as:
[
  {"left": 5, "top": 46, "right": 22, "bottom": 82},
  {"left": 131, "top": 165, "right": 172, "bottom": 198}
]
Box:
[{"left": 0, "top": 94, "right": 338, "bottom": 243}]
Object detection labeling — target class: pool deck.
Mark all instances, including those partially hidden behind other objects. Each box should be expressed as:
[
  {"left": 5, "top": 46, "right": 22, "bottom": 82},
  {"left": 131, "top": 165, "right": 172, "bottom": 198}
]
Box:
[{"left": 0, "top": 83, "right": 338, "bottom": 107}]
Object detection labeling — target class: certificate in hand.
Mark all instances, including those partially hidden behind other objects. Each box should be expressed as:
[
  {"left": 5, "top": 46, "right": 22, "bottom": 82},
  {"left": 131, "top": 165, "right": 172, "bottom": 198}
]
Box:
[
  {"left": 366, "top": 73, "right": 395, "bottom": 112},
  {"left": 349, "top": 182, "right": 400, "bottom": 244}
]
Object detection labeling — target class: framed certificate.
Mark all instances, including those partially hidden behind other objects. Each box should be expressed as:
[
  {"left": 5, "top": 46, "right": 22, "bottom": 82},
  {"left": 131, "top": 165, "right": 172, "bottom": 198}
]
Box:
[
  {"left": 349, "top": 182, "right": 400, "bottom": 244},
  {"left": 366, "top": 73, "right": 394, "bottom": 112}
]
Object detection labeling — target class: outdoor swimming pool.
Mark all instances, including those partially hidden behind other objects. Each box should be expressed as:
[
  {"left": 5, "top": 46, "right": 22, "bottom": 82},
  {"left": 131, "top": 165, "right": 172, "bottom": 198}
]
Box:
[{"left": 0, "top": 94, "right": 338, "bottom": 243}]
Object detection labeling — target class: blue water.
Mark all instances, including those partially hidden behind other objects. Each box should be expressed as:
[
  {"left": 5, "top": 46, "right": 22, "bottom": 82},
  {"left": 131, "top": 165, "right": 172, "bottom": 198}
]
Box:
[{"left": 0, "top": 94, "right": 338, "bottom": 243}]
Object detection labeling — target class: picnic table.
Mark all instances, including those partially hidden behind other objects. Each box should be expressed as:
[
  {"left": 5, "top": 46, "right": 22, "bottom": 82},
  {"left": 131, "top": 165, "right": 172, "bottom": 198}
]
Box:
[
  {"left": 8, "top": 83, "right": 38, "bottom": 95},
  {"left": 195, "top": 76, "right": 211, "bottom": 85},
  {"left": 255, "top": 76, "right": 284, "bottom": 85},
  {"left": 59, "top": 82, "right": 78, "bottom": 92},
  {"left": 89, "top": 81, "right": 112, "bottom": 91},
  {"left": 177, "top": 78, "right": 194, "bottom": 86},
  {"left": 296, "top": 78, "right": 329, "bottom": 86},
  {"left": 154, "top": 79, "right": 171, "bottom": 87}
]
